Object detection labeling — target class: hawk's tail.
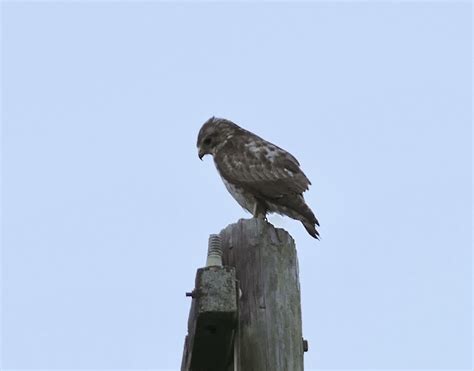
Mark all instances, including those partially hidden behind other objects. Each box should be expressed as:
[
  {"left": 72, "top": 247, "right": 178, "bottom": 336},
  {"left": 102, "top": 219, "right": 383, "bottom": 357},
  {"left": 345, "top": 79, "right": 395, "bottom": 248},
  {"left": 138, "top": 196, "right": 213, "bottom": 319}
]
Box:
[
  {"left": 295, "top": 198, "right": 320, "bottom": 240},
  {"left": 302, "top": 219, "right": 320, "bottom": 240},
  {"left": 269, "top": 194, "right": 320, "bottom": 239}
]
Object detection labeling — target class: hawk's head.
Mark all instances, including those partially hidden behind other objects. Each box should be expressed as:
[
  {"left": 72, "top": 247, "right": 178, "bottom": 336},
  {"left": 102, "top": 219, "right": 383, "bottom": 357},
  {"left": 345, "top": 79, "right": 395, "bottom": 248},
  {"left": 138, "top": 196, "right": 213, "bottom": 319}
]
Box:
[{"left": 197, "top": 117, "right": 239, "bottom": 160}]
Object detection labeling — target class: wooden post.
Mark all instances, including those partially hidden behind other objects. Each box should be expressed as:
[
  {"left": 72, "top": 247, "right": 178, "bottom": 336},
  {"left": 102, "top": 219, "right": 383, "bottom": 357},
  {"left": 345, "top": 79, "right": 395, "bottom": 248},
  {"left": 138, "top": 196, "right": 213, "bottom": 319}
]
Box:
[{"left": 219, "top": 218, "right": 305, "bottom": 371}]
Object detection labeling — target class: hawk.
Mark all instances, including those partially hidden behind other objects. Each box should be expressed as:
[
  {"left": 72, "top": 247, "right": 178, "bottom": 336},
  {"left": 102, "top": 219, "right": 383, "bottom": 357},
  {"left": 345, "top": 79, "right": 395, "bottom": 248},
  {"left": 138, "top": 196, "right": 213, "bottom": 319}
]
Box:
[{"left": 197, "top": 117, "right": 320, "bottom": 239}]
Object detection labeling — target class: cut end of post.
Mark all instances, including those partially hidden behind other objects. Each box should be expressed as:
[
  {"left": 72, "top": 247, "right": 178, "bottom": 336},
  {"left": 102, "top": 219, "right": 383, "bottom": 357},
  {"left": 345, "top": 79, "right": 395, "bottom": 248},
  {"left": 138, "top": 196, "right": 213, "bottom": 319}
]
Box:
[{"left": 206, "top": 234, "right": 223, "bottom": 267}]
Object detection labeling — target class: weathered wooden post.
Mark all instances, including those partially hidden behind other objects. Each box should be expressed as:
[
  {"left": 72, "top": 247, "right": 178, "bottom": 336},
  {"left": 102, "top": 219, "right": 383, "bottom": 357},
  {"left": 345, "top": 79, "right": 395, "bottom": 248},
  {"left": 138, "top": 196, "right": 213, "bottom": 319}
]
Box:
[
  {"left": 182, "top": 218, "right": 305, "bottom": 370},
  {"left": 220, "top": 218, "right": 305, "bottom": 371}
]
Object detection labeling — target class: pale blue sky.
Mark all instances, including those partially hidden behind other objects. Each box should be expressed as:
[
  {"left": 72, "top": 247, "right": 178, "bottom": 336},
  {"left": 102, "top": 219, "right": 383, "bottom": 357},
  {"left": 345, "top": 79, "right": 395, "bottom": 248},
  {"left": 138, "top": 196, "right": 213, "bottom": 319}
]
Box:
[{"left": 1, "top": 1, "right": 471, "bottom": 370}]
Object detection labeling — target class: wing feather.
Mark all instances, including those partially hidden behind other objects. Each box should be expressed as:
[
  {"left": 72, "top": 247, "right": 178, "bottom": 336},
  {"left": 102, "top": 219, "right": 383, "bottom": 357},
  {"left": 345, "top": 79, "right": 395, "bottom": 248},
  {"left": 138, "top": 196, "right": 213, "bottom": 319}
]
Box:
[{"left": 215, "top": 137, "right": 311, "bottom": 200}]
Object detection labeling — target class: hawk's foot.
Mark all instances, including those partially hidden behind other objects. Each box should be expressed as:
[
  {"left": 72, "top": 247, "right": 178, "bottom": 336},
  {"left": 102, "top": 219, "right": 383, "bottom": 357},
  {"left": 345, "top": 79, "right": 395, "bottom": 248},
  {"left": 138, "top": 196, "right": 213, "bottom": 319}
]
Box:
[{"left": 252, "top": 203, "right": 267, "bottom": 220}]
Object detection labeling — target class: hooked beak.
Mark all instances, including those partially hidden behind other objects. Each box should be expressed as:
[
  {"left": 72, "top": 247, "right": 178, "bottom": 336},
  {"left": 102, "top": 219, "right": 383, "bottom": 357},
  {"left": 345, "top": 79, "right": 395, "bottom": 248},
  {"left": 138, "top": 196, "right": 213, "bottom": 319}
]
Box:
[{"left": 198, "top": 148, "right": 205, "bottom": 161}]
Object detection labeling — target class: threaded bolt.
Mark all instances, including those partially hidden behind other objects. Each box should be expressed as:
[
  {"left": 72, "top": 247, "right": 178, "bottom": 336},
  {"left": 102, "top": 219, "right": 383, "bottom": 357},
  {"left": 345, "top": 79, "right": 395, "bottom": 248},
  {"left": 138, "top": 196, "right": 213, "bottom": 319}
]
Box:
[{"left": 206, "top": 234, "right": 222, "bottom": 267}]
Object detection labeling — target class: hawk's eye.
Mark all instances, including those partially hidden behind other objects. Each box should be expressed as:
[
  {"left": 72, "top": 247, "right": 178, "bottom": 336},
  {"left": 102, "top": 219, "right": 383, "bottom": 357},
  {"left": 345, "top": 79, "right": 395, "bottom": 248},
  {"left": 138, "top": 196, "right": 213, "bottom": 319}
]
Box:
[{"left": 203, "top": 137, "right": 212, "bottom": 146}]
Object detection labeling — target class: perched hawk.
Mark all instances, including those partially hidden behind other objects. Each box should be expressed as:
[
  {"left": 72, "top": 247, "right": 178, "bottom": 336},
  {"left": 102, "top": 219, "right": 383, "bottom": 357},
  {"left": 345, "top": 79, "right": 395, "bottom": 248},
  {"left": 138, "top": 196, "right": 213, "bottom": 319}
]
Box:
[{"left": 197, "top": 117, "right": 320, "bottom": 239}]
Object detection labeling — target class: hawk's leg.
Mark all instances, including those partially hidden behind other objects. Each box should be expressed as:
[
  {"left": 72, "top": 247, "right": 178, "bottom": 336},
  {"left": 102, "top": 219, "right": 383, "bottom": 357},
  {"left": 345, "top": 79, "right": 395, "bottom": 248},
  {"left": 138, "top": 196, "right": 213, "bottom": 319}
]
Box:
[{"left": 252, "top": 202, "right": 268, "bottom": 221}]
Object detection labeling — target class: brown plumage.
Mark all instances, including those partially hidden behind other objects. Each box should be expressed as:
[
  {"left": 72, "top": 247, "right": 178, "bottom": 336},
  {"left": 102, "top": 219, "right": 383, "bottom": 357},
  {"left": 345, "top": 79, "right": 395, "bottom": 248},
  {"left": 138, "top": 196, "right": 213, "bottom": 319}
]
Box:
[{"left": 197, "top": 117, "right": 320, "bottom": 239}]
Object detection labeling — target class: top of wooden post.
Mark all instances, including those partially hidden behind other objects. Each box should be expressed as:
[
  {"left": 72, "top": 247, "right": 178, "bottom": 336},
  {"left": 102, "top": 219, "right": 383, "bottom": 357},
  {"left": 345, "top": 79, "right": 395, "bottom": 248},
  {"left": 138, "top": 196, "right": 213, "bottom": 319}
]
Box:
[
  {"left": 218, "top": 217, "right": 304, "bottom": 371},
  {"left": 219, "top": 217, "right": 296, "bottom": 251}
]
